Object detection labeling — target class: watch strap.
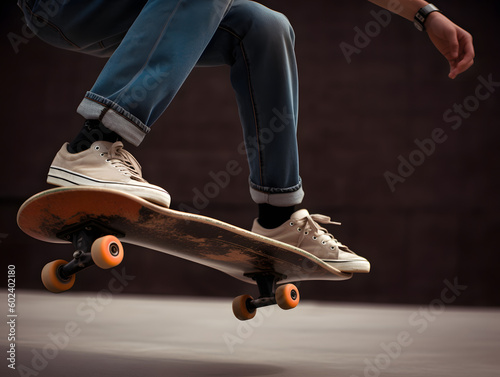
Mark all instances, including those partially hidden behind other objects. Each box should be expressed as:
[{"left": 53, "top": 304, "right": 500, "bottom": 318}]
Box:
[{"left": 414, "top": 4, "right": 442, "bottom": 31}]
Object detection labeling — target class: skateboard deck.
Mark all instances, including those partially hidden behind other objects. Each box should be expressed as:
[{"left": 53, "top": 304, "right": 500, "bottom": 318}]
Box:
[{"left": 17, "top": 187, "right": 353, "bottom": 320}]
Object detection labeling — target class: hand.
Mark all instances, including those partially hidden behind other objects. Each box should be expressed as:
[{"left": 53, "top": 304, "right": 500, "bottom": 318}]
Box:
[{"left": 425, "top": 12, "right": 475, "bottom": 79}]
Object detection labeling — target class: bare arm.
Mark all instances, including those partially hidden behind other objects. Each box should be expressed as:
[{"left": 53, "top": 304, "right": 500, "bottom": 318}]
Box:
[
  {"left": 368, "top": 0, "right": 428, "bottom": 21},
  {"left": 368, "top": 0, "right": 475, "bottom": 79}
]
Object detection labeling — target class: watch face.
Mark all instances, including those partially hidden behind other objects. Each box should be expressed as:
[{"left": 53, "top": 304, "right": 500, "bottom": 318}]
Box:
[{"left": 415, "top": 12, "right": 426, "bottom": 23}]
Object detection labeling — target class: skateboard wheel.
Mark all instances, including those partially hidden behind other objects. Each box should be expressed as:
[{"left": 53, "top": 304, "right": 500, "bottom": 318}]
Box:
[
  {"left": 91, "top": 236, "right": 124, "bottom": 269},
  {"left": 275, "top": 284, "right": 300, "bottom": 310},
  {"left": 232, "top": 294, "right": 256, "bottom": 321},
  {"left": 41, "top": 259, "right": 76, "bottom": 293}
]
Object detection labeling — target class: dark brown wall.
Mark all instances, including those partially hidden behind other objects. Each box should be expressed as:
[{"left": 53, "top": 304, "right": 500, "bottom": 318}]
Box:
[{"left": 1, "top": 1, "right": 499, "bottom": 305}]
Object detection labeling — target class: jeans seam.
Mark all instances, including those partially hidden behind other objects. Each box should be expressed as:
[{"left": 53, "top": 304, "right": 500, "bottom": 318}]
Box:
[
  {"left": 250, "top": 178, "right": 302, "bottom": 194},
  {"left": 218, "top": 25, "right": 264, "bottom": 187},
  {"left": 24, "top": 5, "right": 80, "bottom": 49}
]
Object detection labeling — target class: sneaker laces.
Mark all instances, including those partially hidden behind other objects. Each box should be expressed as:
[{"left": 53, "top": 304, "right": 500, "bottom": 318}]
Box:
[
  {"left": 105, "top": 142, "right": 147, "bottom": 183},
  {"left": 294, "top": 213, "right": 348, "bottom": 254}
]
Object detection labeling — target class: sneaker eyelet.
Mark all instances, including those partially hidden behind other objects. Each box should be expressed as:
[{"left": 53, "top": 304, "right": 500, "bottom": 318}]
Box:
[
  {"left": 95, "top": 146, "right": 100, "bottom": 150},
  {"left": 321, "top": 241, "right": 327, "bottom": 245},
  {"left": 304, "top": 231, "right": 309, "bottom": 235},
  {"left": 312, "top": 236, "right": 317, "bottom": 240},
  {"left": 100, "top": 153, "right": 104, "bottom": 157},
  {"left": 297, "top": 228, "right": 302, "bottom": 232},
  {"left": 289, "top": 222, "right": 294, "bottom": 227}
]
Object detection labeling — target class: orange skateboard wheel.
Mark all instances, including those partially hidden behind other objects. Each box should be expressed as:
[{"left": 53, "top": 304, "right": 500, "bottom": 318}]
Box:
[
  {"left": 91, "top": 235, "right": 124, "bottom": 269},
  {"left": 232, "top": 294, "right": 256, "bottom": 321},
  {"left": 41, "top": 259, "right": 76, "bottom": 293},
  {"left": 275, "top": 284, "right": 300, "bottom": 310}
]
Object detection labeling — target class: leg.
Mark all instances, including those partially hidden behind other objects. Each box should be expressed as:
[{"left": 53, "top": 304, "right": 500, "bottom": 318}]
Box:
[
  {"left": 19, "top": 0, "right": 234, "bottom": 207},
  {"left": 199, "top": 2, "right": 370, "bottom": 272},
  {"left": 76, "top": 0, "right": 234, "bottom": 146},
  {"left": 198, "top": 0, "right": 303, "bottom": 210},
  {"left": 20, "top": 0, "right": 234, "bottom": 145}
]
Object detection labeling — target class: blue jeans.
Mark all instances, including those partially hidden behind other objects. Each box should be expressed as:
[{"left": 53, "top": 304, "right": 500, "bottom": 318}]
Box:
[{"left": 18, "top": 0, "right": 304, "bottom": 206}]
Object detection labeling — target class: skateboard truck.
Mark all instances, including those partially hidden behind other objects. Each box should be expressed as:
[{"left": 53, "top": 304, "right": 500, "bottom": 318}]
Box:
[
  {"left": 232, "top": 272, "right": 300, "bottom": 321},
  {"left": 40, "top": 221, "right": 125, "bottom": 293}
]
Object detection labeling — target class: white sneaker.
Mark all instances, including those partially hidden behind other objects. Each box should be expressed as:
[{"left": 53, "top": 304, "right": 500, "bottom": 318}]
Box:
[
  {"left": 47, "top": 141, "right": 171, "bottom": 207},
  {"left": 252, "top": 209, "right": 370, "bottom": 273}
]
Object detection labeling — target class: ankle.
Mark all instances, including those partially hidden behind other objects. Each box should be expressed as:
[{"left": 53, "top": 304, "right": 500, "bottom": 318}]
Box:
[
  {"left": 257, "top": 204, "right": 296, "bottom": 229},
  {"left": 68, "top": 120, "right": 122, "bottom": 153}
]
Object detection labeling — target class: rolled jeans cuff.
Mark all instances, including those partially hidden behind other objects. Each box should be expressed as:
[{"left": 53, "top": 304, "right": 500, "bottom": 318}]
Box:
[
  {"left": 77, "top": 92, "right": 150, "bottom": 146},
  {"left": 249, "top": 179, "right": 304, "bottom": 207}
]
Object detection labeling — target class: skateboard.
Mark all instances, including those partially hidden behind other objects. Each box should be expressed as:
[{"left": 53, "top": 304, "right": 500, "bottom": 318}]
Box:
[{"left": 17, "top": 187, "right": 353, "bottom": 320}]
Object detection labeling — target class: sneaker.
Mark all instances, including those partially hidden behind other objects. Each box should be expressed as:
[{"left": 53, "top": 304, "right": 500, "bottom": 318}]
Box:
[
  {"left": 47, "top": 141, "right": 171, "bottom": 207},
  {"left": 252, "top": 209, "right": 370, "bottom": 273}
]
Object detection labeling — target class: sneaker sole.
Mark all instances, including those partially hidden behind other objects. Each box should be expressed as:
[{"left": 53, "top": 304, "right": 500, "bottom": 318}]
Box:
[
  {"left": 323, "top": 259, "right": 371, "bottom": 273},
  {"left": 47, "top": 166, "right": 171, "bottom": 207}
]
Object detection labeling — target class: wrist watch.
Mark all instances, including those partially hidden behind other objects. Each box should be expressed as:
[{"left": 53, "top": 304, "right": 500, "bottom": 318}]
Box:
[{"left": 414, "top": 4, "right": 442, "bottom": 31}]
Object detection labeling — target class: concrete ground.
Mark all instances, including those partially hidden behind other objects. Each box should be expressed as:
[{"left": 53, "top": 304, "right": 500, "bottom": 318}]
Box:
[{"left": 2, "top": 291, "right": 499, "bottom": 377}]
